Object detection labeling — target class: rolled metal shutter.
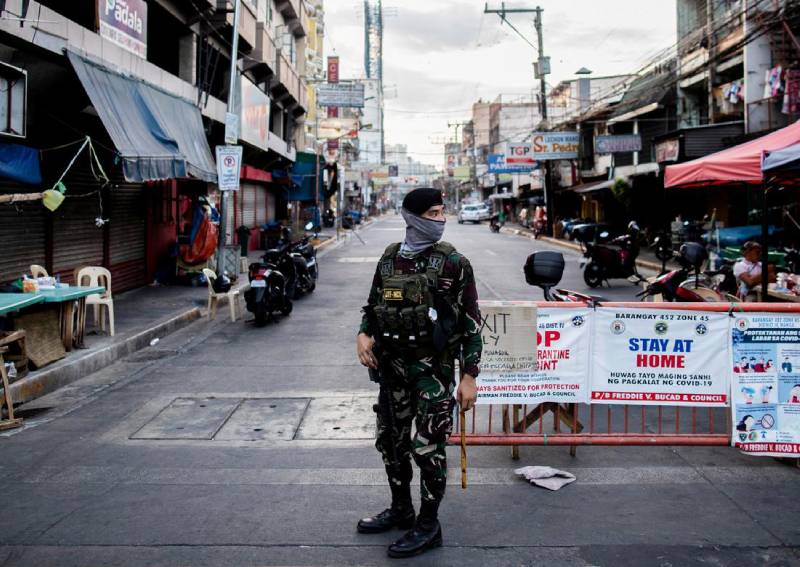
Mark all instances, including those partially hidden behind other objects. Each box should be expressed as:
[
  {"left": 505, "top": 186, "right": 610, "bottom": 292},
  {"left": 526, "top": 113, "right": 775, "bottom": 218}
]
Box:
[
  {"left": 108, "top": 184, "right": 147, "bottom": 292},
  {"left": 254, "top": 184, "right": 268, "bottom": 225},
  {"left": 51, "top": 191, "right": 104, "bottom": 282},
  {"left": 0, "top": 200, "right": 46, "bottom": 283},
  {"left": 241, "top": 183, "right": 257, "bottom": 227}
]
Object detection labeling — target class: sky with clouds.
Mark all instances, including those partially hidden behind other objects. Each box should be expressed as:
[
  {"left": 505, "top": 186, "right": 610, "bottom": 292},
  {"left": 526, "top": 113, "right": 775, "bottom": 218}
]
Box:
[{"left": 323, "top": 0, "right": 677, "bottom": 166}]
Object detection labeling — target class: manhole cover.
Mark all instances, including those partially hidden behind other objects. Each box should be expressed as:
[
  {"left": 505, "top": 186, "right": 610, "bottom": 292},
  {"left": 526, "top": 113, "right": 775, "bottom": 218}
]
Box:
[
  {"left": 131, "top": 397, "right": 241, "bottom": 440},
  {"left": 294, "top": 396, "right": 375, "bottom": 440},
  {"left": 125, "top": 349, "right": 179, "bottom": 362},
  {"left": 215, "top": 398, "right": 309, "bottom": 441}
]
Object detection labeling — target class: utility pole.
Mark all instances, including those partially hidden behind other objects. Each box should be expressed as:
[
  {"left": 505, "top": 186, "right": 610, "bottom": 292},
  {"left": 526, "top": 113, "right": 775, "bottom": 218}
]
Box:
[
  {"left": 706, "top": 0, "right": 717, "bottom": 124},
  {"left": 484, "top": 3, "right": 554, "bottom": 234},
  {"left": 217, "top": 0, "right": 242, "bottom": 272},
  {"left": 448, "top": 120, "right": 469, "bottom": 210}
]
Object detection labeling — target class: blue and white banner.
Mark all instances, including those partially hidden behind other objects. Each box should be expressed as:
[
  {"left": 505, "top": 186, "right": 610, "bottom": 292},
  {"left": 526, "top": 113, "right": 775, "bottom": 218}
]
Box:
[{"left": 487, "top": 154, "right": 539, "bottom": 174}]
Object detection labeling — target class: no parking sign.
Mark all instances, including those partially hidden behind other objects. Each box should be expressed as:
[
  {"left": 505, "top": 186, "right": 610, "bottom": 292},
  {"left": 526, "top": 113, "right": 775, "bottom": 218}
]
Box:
[{"left": 216, "top": 145, "right": 243, "bottom": 191}]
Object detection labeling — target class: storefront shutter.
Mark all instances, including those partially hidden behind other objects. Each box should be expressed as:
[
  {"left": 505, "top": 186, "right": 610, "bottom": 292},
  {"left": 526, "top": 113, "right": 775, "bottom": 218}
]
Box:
[
  {"left": 108, "top": 183, "right": 147, "bottom": 292},
  {"left": 0, "top": 200, "right": 46, "bottom": 284}
]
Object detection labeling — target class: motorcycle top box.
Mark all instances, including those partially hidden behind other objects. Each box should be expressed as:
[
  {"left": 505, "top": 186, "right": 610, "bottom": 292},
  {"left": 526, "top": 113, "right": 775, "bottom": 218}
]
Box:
[{"left": 524, "top": 251, "right": 565, "bottom": 287}]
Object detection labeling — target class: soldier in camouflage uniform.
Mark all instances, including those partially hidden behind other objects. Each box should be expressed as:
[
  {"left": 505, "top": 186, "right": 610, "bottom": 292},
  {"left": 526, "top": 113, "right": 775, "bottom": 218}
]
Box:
[{"left": 356, "top": 188, "right": 482, "bottom": 559}]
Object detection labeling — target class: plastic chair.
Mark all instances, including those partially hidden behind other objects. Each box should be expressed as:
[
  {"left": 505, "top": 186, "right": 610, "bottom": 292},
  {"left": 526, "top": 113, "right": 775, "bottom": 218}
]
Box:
[
  {"left": 76, "top": 266, "right": 115, "bottom": 336},
  {"left": 30, "top": 264, "right": 48, "bottom": 278},
  {"left": 202, "top": 268, "right": 240, "bottom": 322}
]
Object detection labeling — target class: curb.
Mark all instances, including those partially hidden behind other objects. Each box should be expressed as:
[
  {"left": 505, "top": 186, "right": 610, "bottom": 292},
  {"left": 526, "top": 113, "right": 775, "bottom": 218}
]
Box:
[
  {"left": 10, "top": 307, "right": 202, "bottom": 405},
  {"left": 501, "top": 228, "right": 667, "bottom": 273}
]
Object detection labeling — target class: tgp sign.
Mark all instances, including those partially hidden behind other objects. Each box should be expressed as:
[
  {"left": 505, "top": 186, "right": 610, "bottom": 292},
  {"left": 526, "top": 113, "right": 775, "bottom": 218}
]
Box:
[
  {"left": 506, "top": 143, "right": 536, "bottom": 165},
  {"left": 98, "top": 0, "right": 147, "bottom": 59}
]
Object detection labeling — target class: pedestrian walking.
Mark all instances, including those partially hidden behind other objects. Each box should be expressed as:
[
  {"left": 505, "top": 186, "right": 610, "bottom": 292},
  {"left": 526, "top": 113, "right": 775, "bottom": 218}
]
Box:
[{"left": 355, "top": 187, "right": 482, "bottom": 558}]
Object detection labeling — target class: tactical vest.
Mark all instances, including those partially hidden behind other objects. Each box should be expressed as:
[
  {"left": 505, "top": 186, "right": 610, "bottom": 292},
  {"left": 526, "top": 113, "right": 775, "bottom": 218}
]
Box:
[{"left": 373, "top": 241, "right": 460, "bottom": 354}]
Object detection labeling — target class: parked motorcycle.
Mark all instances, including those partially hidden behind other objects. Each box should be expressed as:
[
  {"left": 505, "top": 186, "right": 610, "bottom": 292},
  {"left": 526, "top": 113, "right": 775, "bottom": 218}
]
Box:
[
  {"left": 638, "top": 242, "right": 736, "bottom": 302},
  {"left": 524, "top": 250, "right": 606, "bottom": 303},
  {"left": 244, "top": 255, "right": 293, "bottom": 326},
  {"left": 287, "top": 222, "right": 318, "bottom": 297},
  {"left": 322, "top": 209, "right": 335, "bottom": 228},
  {"left": 581, "top": 221, "right": 644, "bottom": 288}
]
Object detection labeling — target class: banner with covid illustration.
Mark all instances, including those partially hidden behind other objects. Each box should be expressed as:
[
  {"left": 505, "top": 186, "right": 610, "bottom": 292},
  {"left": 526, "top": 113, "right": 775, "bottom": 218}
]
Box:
[{"left": 730, "top": 313, "right": 800, "bottom": 458}]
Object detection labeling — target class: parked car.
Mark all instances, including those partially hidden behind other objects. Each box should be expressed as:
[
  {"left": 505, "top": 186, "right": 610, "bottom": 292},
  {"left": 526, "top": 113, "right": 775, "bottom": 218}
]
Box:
[{"left": 458, "top": 204, "right": 491, "bottom": 224}]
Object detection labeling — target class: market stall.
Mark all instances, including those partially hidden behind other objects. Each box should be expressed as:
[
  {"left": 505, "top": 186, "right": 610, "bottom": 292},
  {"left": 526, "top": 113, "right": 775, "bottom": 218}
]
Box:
[{"left": 665, "top": 121, "right": 800, "bottom": 300}]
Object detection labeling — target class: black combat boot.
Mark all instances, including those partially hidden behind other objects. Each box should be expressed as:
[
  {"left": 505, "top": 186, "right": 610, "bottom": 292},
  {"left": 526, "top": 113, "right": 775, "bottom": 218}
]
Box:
[
  {"left": 387, "top": 501, "right": 442, "bottom": 558},
  {"left": 357, "top": 472, "right": 415, "bottom": 534}
]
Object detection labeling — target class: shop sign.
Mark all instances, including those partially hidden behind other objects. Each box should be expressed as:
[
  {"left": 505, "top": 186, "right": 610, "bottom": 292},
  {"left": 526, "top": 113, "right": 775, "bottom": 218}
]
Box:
[
  {"left": 239, "top": 77, "right": 270, "bottom": 150},
  {"left": 98, "top": 0, "right": 147, "bottom": 59},
  {"left": 506, "top": 143, "right": 536, "bottom": 165},
  {"left": 595, "top": 134, "right": 642, "bottom": 154},
  {"left": 488, "top": 153, "right": 539, "bottom": 173},
  {"left": 317, "top": 84, "right": 365, "bottom": 108},
  {"left": 532, "top": 132, "right": 580, "bottom": 160},
  {"left": 655, "top": 138, "right": 680, "bottom": 163},
  {"left": 216, "top": 145, "right": 243, "bottom": 191},
  {"left": 327, "top": 56, "right": 339, "bottom": 84}
]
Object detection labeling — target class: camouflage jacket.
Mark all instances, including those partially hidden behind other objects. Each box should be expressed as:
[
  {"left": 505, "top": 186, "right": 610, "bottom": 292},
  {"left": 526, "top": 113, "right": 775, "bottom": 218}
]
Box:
[{"left": 359, "top": 244, "right": 483, "bottom": 377}]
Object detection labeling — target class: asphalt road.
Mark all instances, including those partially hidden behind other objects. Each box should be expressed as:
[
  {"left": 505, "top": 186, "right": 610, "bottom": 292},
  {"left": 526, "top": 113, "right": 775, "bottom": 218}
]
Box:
[{"left": 0, "top": 216, "right": 797, "bottom": 567}]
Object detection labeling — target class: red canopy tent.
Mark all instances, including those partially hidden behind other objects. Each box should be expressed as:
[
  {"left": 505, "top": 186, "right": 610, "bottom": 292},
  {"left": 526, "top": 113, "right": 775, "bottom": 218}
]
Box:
[
  {"left": 664, "top": 120, "right": 800, "bottom": 301},
  {"left": 664, "top": 120, "right": 800, "bottom": 189}
]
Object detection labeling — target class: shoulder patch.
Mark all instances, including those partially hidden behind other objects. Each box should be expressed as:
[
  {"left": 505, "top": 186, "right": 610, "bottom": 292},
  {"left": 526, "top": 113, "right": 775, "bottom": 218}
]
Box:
[
  {"left": 428, "top": 253, "right": 445, "bottom": 272},
  {"left": 379, "top": 258, "right": 394, "bottom": 277}
]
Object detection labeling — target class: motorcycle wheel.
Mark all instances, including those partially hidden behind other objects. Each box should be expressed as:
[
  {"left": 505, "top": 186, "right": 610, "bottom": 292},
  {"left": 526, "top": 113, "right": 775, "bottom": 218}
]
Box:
[
  {"left": 280, "top": 300, "right": 293, "bottom": 315},
  {"left": 308, "top": 280, "right": 316, "bottom": 293},
  {"left": 254, "top": 312, "right": 268, "bottom": 327},
  {"left": 583, "top": 262, "right": 603, "bottom": 288}
]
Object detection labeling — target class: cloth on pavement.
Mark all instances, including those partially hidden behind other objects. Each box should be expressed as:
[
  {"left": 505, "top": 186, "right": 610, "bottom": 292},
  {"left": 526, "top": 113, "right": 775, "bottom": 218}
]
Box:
[{"left": 515, "top": 466, "right": 576, "bottom": 491}]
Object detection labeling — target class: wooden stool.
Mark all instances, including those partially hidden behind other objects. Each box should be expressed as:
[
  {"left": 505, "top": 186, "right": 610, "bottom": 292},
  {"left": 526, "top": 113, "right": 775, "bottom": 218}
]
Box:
[
  {"left": 0, "top": 331, "right": 28, "bottom": 379},
  {"left": 0, "top": 347, "right": 23, "bottom": 430}
]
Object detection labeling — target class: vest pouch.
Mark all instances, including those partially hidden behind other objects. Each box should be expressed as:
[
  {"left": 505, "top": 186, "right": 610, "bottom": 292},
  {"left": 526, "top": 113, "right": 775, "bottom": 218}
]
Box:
[
  {"left": 414, "top": 304, "right": 431, "bottom": 338},
  {"left": 400, "top": 307, "right": 417, "bottom": 344},
  {"left": 385, "top": 307, "right": 401, "bottom": 339},
  {"left": 373, "top": 305, "right": 388, "bottom": 337}
]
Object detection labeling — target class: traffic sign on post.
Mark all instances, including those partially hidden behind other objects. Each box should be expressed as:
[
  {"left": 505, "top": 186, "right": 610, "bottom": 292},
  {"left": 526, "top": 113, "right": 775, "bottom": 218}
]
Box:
[{"left": 216, "top": 145, "right": 243, "bottom": 191}]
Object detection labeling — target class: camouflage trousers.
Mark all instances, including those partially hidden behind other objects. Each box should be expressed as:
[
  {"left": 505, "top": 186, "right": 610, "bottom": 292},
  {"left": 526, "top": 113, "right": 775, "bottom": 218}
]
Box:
[{"left": 375, "top": 354, "right": 456, "bottom": 508}]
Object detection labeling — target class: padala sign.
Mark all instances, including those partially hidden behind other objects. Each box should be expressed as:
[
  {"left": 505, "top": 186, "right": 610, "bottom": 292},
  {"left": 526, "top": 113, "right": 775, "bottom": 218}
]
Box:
[
  {"left": 98, "top": 0, "right": 147, "bottom": 59},
  {"left": 506, "top": 143, "right": 536, "bottom": 166}
]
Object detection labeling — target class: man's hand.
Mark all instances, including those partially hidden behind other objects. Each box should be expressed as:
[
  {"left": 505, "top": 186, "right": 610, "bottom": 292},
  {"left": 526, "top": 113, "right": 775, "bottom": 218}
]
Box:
[
  {"left": 357, "top": 332, "right": 378, "bottom": 369},
  {"left": 457, "top": 374, "right": 478, "bottom": 411}
]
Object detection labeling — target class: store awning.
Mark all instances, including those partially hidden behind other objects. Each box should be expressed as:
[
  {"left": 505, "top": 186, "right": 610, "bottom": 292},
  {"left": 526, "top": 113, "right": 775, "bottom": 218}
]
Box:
[
  {"left": 289, "top": 151, "right": 324, "bottom": 202},
  {"left": 763, "top": 143, "right": 800, "bottom": 178},
  {"left": 568, "top": 178, "right": 615, "bottom": 194},
  {"left": 0, "top": 142, "right": 41, "bottom": 185},
  {"left": 665, "top": 120, "right": 800, "bottom": 188},
  {"left": 67, "top": 51, "right": 217, "bottom": 183}
]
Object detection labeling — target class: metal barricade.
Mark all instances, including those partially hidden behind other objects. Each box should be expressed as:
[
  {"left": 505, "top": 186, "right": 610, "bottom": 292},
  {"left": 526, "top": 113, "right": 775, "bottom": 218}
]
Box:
[{"left": 449, "top": 301, "right": 800, "bottom": 458}]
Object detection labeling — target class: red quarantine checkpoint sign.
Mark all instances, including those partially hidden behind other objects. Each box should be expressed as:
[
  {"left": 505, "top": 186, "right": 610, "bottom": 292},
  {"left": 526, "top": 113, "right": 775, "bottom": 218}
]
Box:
[{"left": 590, "top": 308, "right": 730, "bottom": 407}]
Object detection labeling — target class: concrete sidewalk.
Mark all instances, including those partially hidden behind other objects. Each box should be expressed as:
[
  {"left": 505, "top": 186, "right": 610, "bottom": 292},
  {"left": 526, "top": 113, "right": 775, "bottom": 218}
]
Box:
[{"left": 9, "top": 284, "right": 210, "bottom": 405}]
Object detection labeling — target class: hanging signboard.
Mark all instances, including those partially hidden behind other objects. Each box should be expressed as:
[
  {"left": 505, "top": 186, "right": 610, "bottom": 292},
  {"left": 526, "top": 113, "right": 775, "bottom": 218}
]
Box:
[
  {"left": 506, "top": 143, "right": 536, "bottom": 165},
  {"left": 215, "top": 145, "right": 243, "bottom": 191},
  {"left": 477, "top": 305, "right": 591, "bottom": 405},
  {"left": 488, "top": 154, "right": 539, "bottom": 174},
  {"left": 655, "top": 138, "right": 680, "bottom": 163},
  {"left": 591, "top": 308, "right": 730, "bottom": 406},
  {"left": 531, "top": 132, "right": 580, "bottom": 160},
  {"left": 595, "top": 134, "right": 642, "bottom": 154},
  {"left": 239, "top": 77, "right": 270, "bottom": 150},
  {"left": 317, "top": 84, "right": 365, "bottom": 108},
  {"left": 327, "top": 56, "right": 339, "bottom": 83},
  {"left": 97, "top": 0, "right": 148, "bottom": 59},
  {"left": 730, "top": 313, "right": 800, "bottom": 457}
]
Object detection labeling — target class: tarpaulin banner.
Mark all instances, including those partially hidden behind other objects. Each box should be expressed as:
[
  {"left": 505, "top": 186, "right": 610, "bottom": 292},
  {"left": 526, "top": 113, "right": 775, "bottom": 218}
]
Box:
[
  {"left": 477, "top": 305, "right": 591, "bottom": 405},
  {"left": 730, "top": 313, "right": 800, "bottom": 458},
  {"left": 591, "top": 308, "right": 729, "bottom": 406}
]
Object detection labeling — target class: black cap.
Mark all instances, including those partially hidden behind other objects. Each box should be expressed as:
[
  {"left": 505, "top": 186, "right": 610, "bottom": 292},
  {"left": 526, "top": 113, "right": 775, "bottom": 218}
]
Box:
[{"left": 402, "top": 188, "right": 443, "bottom": 216}]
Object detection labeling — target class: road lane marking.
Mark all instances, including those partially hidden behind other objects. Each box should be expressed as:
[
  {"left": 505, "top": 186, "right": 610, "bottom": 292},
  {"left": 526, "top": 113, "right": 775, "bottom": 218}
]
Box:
[
  {"left": 337, "top": 257, "right": 381, "bottom": 263},
  {"left": 485, "top": 249, "right": 498, "bottom": 256}
]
